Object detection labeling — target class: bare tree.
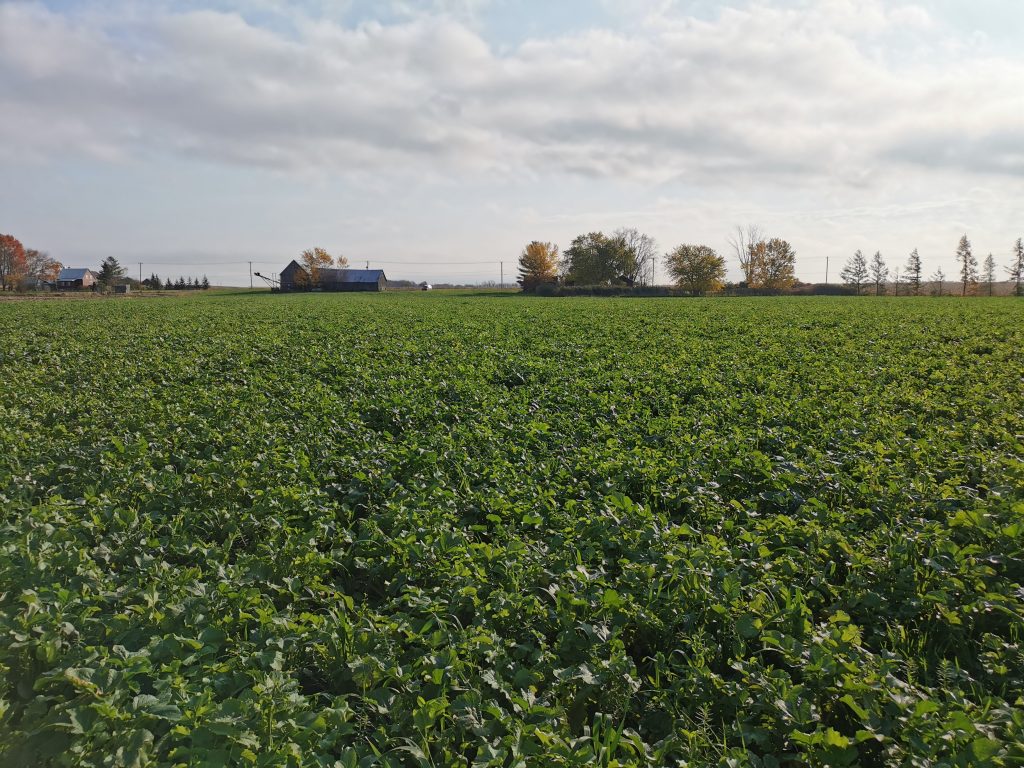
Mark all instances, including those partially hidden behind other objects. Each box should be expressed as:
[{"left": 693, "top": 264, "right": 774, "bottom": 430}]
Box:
[
  {"left": 613, "top": 227, "right": 658, "bottom": 286},
  {"left": 930, "top": 267, "right": 946, "bottom": 296},
  {"left": 727, "top": 224, "right": 763, "bottom": 285}
]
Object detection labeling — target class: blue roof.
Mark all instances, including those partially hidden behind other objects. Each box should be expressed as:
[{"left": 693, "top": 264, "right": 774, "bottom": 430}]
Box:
[{"left": 58, "top": 268, "right": 94, "bottom": 280}]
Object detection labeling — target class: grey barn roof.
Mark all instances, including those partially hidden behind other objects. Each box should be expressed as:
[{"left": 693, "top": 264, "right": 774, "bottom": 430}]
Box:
[
  {"left": 320, "top": 268, "right": 386, "bottom": 283},
  {"left": 57, "top": 268, "right": 95, "bottom": 280}
]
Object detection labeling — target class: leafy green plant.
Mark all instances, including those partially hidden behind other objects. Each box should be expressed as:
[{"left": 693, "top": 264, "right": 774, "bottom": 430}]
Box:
[{"left": 1, "top": 293, "right": 1022, "bottom": 766}]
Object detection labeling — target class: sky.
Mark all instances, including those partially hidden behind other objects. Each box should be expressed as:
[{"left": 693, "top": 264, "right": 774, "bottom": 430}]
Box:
[{"left": 1, "top": 0, "right": 1022, "bottom": 286}]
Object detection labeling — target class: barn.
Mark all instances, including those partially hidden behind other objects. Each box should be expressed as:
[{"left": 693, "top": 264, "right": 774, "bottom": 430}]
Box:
[
  {"left": 279, "top": 261, "right": 387, "bottom": 292},
  {"left": 56, "top": 268, "right": 98, "bottom": 291}
]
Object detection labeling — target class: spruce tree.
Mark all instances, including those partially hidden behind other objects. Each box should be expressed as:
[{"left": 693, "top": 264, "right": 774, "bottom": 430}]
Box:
[{"left": 97, "top": 257, "right": 126, "bottom": 289}]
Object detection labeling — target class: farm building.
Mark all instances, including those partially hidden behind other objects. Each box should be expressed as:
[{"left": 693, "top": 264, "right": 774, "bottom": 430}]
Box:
[
  {"left": 279, "top": 261, "right": 387, "bottom": 292},
  {"left": 56, "top": 268, "right": 98, "bottom": 290}
]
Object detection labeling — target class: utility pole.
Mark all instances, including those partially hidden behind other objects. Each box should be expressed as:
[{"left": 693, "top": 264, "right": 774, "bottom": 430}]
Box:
[
  {"left": 138, "top": 262, "right": 143, "bottom": 284},
  {"left": 500, "top": 261, "right": 504, "bottom": 289},
  {"left": 825, "top": 256, "right": 829, "bottom": 285},
  {"left": 249, "top": 261, "right": 253, "bottom": 289}
]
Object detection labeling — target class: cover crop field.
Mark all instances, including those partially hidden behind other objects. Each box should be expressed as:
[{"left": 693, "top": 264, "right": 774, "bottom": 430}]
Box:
[{"left": 1, "top": 293, "right": 1022, "bottom": 767}]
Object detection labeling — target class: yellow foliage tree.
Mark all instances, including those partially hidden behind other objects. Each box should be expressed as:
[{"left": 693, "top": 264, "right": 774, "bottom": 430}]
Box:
[
  {"left": 747, "top": 238, "right": 796, "bottom": 291},
  {"left": 298, "top": 247, "right": 347, "bottom": 287},
  {"left": 517, "top": 241, "right": 559, "bottom": 291}
]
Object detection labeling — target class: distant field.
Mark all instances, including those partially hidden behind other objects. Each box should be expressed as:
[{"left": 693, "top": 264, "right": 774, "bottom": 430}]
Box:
[{"left": 1, "top": 293, "right": 1022, "bottom": 766}]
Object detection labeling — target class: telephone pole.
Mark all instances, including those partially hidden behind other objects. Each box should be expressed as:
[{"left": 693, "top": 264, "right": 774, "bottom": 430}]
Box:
[
  {"left": 249, "top": 261, "right": 253, "bottom": 289},
  {"left": 138, "top": 262, "right": 143, "bottom": 284},
  {"left": 825, "top": 256, "right": 829, "bottom": 285},
  {"left": 500, "top": 261, "right": 504, "bottom": 289}
]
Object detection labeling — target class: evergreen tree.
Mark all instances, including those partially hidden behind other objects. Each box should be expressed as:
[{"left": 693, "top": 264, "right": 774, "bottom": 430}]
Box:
[
  {"left": 175, "top": 277, "right": 186, "bottom": 290},
  {"left": 840, "top": 250, "right": 869, "bottom": 294},
  {"left": 904, "top": 248, "right": 922, "bottom": 295},
  {"left": 201, "top": 275, "right": 210, "bottom": 290},
  {"left": 97, "top": 257, "right": 126, "bottom": 289},
  {"left": 164, "top": 277, "right": 174, "bottom": 291},
  {"left": 982, "top": 254, "right": 996, "bottom": 296},
  {"left": 1007, "top": 238, "right": 1024, "bottom": 297},
  {"left": 956, "top": 234, "right": 977, "bottom": 296},
  {"left": 869, "top": 251, "right": 888, "bottom": 296}
]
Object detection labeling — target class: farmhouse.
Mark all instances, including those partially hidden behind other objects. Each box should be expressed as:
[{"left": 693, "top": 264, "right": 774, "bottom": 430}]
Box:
[
  {"left": 279, "top": 261, "right": 387, "bottom": 292},
  {"left": 56, "top": 268, "right": 98, "bottom": 291}
]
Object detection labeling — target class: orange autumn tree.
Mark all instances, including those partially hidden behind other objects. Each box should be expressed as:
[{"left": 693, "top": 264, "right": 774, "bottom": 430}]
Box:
[{"left": 0, "top": 234, "right": 27, "bottom": 291}]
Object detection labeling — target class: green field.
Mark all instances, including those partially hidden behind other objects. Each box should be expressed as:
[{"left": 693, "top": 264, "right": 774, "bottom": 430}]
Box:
[{"left": 1, "top": 293, "right": 1022, "bottom": 766}]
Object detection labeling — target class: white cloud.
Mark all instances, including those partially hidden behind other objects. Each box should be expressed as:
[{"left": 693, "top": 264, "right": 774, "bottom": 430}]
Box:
[{"left": 2, "top": 0, "right": 1022, "bottom": 185}]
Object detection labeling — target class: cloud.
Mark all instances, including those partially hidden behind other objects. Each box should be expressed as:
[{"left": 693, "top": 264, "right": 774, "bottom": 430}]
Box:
[{"left": 1, "top": 0, "right": 1022, "bottom": 186}]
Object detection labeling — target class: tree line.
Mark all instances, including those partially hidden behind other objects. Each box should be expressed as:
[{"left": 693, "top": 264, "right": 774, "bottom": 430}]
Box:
[
  {"left": 518, "top": 225, "right": 796, "bottom": 294},
  {"left": 84, "top": 256, "right": 211, "bottom": 291},
  {"left": 840, "top": 236, "right": 1024, "bottom": 296},
  {"left": 518, "top": 226, "right": 1024, "bottom": 296},
  {"left": 0, "top": 238, "right": 214, "bottom": 292}
]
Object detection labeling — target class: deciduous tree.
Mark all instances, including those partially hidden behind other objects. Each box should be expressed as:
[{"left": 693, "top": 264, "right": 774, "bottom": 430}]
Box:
[
  {"left": 955, "top": 234, "right": 977, "bottom": 296},
  {"left": 517, "top": 241, "right": 559, "bottom": 290},
  {"left": 24, "top": 249, "right": 62, "bottom": 286},
  {"left": 727, "top": 224, "right": 763, "bottom": 286},
  {"left": 904, "top": 248, "right": 922, "bottom": 295},
  {"left": 665, "top": 244, "right": 726, "bottom": 294},
  {"left": 930, "top": 267, "right": 946, "bottom": 296},
  {"left": 748, "top": 237, "right": 796, "bottom": 291},
  {"left": 1007, "top": 238, "right": 1023, "bottom": 297},
  {"left": 0, "top": 233, "right": 27, "bottom": 291},
  {"left": 561, "top": 232, "right": 626, "bottom": 285},
  {"left": 869, "top": 251, "right": 888, "bottom": 296},
  {"left": 840, "top": 250, "right": 869, "bottom": 295},
  {"left": 613, "top": 227, "right": 657, "bottom": 286},
  {"left": 299, "top": 247, "right": 338, "bottom": 288}
]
